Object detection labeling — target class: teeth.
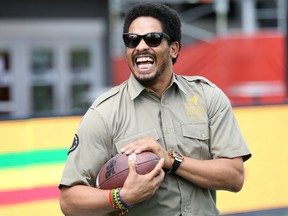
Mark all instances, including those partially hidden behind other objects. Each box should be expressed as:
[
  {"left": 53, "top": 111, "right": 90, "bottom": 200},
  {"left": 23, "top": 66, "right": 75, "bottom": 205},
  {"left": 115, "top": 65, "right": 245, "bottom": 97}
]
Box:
[
  {"left": 138, "top": 64, "right": 152, "bottom": 70},
  {"left": 136, "top": 57, "right": 153, "bottom": 63}
]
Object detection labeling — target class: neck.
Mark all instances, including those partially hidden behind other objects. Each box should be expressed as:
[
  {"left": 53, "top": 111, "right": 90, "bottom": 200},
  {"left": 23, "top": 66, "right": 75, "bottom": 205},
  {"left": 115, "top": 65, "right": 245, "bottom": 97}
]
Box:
[{"left": 144, "top": 73, "right": 173, "bottom": 97}]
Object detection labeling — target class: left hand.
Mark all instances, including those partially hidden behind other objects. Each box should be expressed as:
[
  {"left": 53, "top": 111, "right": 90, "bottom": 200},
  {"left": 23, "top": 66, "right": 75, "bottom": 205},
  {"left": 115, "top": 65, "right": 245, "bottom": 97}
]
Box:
[
  {"left": 120, "top": 154, "right": 165, "bottom": 206},
  {"left": 120, "top": 137, "right": 172, "bottom": 170}
]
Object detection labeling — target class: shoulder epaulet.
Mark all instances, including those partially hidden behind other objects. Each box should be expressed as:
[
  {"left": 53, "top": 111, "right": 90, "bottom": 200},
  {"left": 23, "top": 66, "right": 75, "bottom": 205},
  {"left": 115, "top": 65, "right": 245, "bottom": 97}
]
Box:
[
  {"left": 182, "top": 75, "right": 216, "bottom": 87},
  {"left": 91, "top": 86, "right": 120, "bottom": 108}
]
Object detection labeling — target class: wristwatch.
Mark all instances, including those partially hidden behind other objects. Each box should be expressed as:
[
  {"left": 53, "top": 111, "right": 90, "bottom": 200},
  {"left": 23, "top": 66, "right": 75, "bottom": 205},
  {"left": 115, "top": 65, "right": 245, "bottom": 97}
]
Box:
[{"left": 166, "top": 150, "right": 184, "bottom": 174}]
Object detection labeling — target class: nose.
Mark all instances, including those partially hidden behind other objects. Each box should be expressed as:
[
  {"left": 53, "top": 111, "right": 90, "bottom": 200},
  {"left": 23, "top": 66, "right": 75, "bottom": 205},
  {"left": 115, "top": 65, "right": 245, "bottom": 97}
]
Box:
[{"left": 136, "top": 38, "right": 150, "bottom": 51}]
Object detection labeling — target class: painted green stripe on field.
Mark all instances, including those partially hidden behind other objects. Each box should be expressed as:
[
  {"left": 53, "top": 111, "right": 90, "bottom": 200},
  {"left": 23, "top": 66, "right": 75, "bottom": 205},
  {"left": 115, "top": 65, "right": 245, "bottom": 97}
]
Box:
[{"left": 0, "top": 149, "right": 68, "bottom": 169}]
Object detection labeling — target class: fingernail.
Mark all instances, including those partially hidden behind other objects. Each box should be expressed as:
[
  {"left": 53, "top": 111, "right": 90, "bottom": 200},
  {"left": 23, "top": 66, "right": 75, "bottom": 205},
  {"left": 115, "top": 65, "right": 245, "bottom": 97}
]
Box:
[
  {"left": 128, "top": 154, "right": 133, "bottom": 161},
  {"left": 128, "top": 153, "right": 136, "bottom": 161}
]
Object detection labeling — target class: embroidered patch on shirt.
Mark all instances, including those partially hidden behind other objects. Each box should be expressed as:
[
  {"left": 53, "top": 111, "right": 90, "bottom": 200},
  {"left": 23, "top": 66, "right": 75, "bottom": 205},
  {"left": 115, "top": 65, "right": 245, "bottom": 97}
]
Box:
[
  {"left": 185, "top": 96, "right": 206, "bottom": 120},
  {"left": 68, "top": 134, "right": 79, "bottom": 155}
]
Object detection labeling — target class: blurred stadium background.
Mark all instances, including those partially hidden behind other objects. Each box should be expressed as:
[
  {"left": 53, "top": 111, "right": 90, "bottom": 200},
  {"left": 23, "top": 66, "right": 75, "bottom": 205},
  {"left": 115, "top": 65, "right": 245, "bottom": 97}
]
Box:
[{"left": 0, "top": 0, "right": 288, "bottom": 215}]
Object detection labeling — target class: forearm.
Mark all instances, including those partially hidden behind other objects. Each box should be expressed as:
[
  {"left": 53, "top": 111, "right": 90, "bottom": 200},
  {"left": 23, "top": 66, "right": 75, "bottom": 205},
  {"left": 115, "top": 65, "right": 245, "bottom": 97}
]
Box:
[
  {"left": 60, "top": 185, "right": 114, "bottom": 216},
  {"left": 120, "top": 137, "right": 245, "bottom": 192},
  {"left": 175, "top": 157, "right": 244, "bottom": 192}
]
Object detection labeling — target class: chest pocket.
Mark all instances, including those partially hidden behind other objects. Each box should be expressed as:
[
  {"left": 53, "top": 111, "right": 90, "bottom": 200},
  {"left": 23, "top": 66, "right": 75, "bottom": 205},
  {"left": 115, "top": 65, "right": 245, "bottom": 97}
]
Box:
[
  {"left": 115, "top": 128, "right": 160, "bottom": 153},
  {"left": 180, "top": 122, "right": 211, "bottom": 160}
]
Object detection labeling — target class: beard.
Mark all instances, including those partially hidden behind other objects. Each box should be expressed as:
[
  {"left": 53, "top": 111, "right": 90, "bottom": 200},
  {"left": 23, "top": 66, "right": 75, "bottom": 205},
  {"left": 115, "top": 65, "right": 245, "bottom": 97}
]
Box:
[
  {"left": 133, "top": 62, "right": 167, "bottom": 86},
  {"left": 129, "top": 50, "right": 170, "bottom": 87}
]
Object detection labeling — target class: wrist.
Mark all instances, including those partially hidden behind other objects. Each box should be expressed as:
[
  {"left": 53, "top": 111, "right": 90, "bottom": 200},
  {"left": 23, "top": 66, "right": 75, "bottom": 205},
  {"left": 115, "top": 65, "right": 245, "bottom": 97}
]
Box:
[
  {"left": 109, "top": 188, "right": 133, "bottom": 215},
  {"left": 118, "top": 188, "right": 133, "bottom": 209},
  {"left": 164, "top": 150, "right": 184, "bottom": 174},
  {"left": 119, "top": 187, "right": 133, "bottom": 207},
  {"left": 164, "top": 151, "right": 173, "bottom": 169}
]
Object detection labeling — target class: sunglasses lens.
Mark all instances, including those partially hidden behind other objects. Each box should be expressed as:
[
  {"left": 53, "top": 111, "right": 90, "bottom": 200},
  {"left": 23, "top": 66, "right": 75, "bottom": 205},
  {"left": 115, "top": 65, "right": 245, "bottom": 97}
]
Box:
[
  {"left": 123, "top": 32, "right": 169, "bottom": 48},
  {"left": 123, "top": 34, "right": 141, "bottom": 48},
  {"left": 144, "top": 33, "right": 162, "bottom": 47}
]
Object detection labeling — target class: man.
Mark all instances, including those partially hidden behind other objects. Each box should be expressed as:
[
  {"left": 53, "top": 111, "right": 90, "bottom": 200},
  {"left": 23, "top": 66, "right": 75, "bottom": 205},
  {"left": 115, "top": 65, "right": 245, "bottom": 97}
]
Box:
[{"left": 59, "top": 3, "right": 251, "bottom": 216}]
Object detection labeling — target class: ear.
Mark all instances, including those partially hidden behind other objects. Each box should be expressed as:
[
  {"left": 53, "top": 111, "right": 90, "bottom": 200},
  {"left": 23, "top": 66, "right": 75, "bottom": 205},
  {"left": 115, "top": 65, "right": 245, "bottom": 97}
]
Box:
[{"left": 170, "top": 41, "right": 180, "bottom": 59}]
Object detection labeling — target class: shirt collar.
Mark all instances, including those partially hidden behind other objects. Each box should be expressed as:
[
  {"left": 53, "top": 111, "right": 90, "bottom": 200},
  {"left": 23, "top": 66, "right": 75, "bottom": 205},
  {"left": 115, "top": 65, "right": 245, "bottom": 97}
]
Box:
[
  {"left": 128, "top": 73, "right": 187, "bottom": 100},
  {"left": 172, "top": 74, "right": 187, "bottom": 95},
  {"left": 128, "top": 75, "right": 145, "bottom": 100}
]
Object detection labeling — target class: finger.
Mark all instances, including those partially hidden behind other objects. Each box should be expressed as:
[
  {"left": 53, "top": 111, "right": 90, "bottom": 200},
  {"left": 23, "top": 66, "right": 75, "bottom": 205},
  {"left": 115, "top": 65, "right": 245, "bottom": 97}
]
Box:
[
  {"left": 150, "top": 158, "right": 165, "bottom": 177},
  {"left": 133, "top": 138, "right": 154, "bottom": 153},
  {"left": 120, "top": 144, "right": 130, "bottom": 153},
  {"left": 127, "top": 153, "right": 137, "bottom": 173},
  {"left": 121, "top": 139, "right": 147, "bottom": 154},
  {"left": 120, "top": 144, "right": 132, "bottom": 154},
  {"left": 120, "top": 140, "right": 143, "bottom": 154},
  {"left": 134, "top": 146, "right": 144, "bottom": 154},
  {"left": 153, "top": 168, "right": 165, "bottom": 184},
  {"left": 123, "top": 146, "right": 136, "bottom": 155}
]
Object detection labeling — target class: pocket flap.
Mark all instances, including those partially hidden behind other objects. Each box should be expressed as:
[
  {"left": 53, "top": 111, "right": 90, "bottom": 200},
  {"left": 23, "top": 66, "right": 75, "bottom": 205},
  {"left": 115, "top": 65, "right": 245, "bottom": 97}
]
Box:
[
  {"left": 115, "top": 128, "right": 159, "bottom": 151},
  {"left": 181, "top": 123, "right": 209, "bottom": 140}
]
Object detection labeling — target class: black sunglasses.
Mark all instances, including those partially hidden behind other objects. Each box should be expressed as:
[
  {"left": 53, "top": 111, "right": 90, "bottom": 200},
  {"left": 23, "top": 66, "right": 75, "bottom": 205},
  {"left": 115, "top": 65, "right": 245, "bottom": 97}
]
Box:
[{"left": 122, "top": 32, "right": 171, "bottom": 48}]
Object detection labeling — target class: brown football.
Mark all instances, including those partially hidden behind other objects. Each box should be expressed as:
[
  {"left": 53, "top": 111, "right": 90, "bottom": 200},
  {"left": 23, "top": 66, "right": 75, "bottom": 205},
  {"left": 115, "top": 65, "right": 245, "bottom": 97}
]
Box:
[{"left": 96, "top": 152, "right": 159, "bottom": 189}]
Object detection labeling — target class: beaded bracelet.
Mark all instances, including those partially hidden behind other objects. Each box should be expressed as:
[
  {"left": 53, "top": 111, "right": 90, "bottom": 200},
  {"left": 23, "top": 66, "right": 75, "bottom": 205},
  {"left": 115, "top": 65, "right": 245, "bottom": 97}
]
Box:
[
  {"left": 109, "top": 190, "right": 118, "bottom": 211},
  {"left": 118, "top": 188, "right": 133, "bottom": 209},
  {"left": 109, "top": 188, "right": 133, "bottom": 216}
]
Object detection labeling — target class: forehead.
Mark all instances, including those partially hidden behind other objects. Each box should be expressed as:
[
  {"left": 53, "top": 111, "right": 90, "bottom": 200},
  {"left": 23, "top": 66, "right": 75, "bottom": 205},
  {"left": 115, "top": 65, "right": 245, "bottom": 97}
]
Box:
[{"left": 128, "top": 17, "right": 163, "bottom": 34}]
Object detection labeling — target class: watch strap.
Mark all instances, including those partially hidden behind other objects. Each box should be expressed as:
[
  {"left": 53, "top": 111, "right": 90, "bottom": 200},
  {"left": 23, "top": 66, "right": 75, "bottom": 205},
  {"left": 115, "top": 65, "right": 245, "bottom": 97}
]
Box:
[{"left": 170, "top": 157, "right": 181, "bottom": 174}]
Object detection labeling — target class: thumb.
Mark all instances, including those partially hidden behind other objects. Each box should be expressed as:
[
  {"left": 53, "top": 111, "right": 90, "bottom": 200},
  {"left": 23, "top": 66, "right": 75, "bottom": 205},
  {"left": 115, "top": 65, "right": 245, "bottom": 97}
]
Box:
[{"left": 127, "top": 153, "right": 137, "bottom": 174}]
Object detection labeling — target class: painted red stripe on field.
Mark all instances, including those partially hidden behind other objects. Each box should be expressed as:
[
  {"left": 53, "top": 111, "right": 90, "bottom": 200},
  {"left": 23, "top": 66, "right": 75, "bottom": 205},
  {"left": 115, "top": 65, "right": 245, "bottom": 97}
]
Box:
[{"left": 0, "top": 185, "right": 59, "bottom": 205}]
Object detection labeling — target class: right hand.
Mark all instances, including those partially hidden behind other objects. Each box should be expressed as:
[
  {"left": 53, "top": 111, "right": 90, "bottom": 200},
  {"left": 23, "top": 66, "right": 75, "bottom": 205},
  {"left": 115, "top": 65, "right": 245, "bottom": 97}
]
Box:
[
  {"left": 120, "top": 137, "right": 172, "bottom": 170},
  {"left": 120, "top": 153, "right": 165, "bottom": 206}
]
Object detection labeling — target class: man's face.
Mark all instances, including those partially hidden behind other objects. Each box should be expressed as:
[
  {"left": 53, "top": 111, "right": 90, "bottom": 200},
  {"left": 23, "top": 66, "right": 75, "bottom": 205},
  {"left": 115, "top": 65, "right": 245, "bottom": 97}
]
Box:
[{"left": 125, "top": 17, "right": 174, "bottom": 86}]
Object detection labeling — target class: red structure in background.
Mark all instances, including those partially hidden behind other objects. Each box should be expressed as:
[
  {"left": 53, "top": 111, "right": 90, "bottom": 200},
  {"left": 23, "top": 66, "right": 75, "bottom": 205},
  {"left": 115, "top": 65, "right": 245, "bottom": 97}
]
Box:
[{"left": 113, "top": 32, "right": 286, "bottom": 106}]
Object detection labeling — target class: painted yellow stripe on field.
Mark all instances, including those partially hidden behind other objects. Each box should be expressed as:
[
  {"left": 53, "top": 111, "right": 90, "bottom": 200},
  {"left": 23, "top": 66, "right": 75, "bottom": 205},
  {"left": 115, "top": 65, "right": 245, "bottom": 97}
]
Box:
[
  {"left": 0, "top": 163, "right": 65, "bottom": 191},
  {"left": 0, "top": 199, "right": 63, "bottom": 216},
  {"left": 0, "top": 116, "right": 80, "bottom": 154}
]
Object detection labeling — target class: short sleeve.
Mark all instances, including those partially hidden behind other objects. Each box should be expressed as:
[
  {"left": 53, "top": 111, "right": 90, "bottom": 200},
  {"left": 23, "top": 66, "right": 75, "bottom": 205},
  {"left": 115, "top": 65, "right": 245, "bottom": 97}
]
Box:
[
  {"left": 59, "top": 108, "right": 113, "bottom": 188},
  {"left": 206, "top": 85, "right": 251, "bottom": 161}
]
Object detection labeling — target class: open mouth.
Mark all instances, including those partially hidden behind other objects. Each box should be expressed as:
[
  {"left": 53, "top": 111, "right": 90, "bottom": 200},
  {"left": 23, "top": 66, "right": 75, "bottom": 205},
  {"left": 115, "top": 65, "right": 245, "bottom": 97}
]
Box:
[{"left": 135, "top": 56, "right": 155, "bottom": 71}]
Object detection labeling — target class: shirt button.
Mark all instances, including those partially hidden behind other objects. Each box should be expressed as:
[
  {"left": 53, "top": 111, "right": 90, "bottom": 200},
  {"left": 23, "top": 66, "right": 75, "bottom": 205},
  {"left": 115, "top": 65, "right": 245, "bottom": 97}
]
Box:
[{"left": 201, "top": 133, "right": 206, "bottom": 138}]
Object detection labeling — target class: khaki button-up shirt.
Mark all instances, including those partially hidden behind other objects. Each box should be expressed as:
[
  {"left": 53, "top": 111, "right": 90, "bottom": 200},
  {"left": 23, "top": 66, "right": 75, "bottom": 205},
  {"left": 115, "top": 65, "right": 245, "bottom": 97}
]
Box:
[{"left": 60, "top": 74, "right": 251, "bottom": 216}]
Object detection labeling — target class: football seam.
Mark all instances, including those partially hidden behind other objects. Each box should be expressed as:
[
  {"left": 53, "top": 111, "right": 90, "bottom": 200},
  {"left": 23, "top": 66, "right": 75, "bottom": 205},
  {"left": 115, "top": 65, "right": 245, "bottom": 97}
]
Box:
[{"left": 98, "top": 158, "right": 159, "bottom": 188}]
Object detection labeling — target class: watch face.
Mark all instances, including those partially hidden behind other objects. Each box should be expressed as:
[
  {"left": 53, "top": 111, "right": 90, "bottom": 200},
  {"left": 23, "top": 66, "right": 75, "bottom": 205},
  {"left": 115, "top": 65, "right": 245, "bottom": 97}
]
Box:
[{"left": 170, "top": 151, "right": 184, "bottom": 161}]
